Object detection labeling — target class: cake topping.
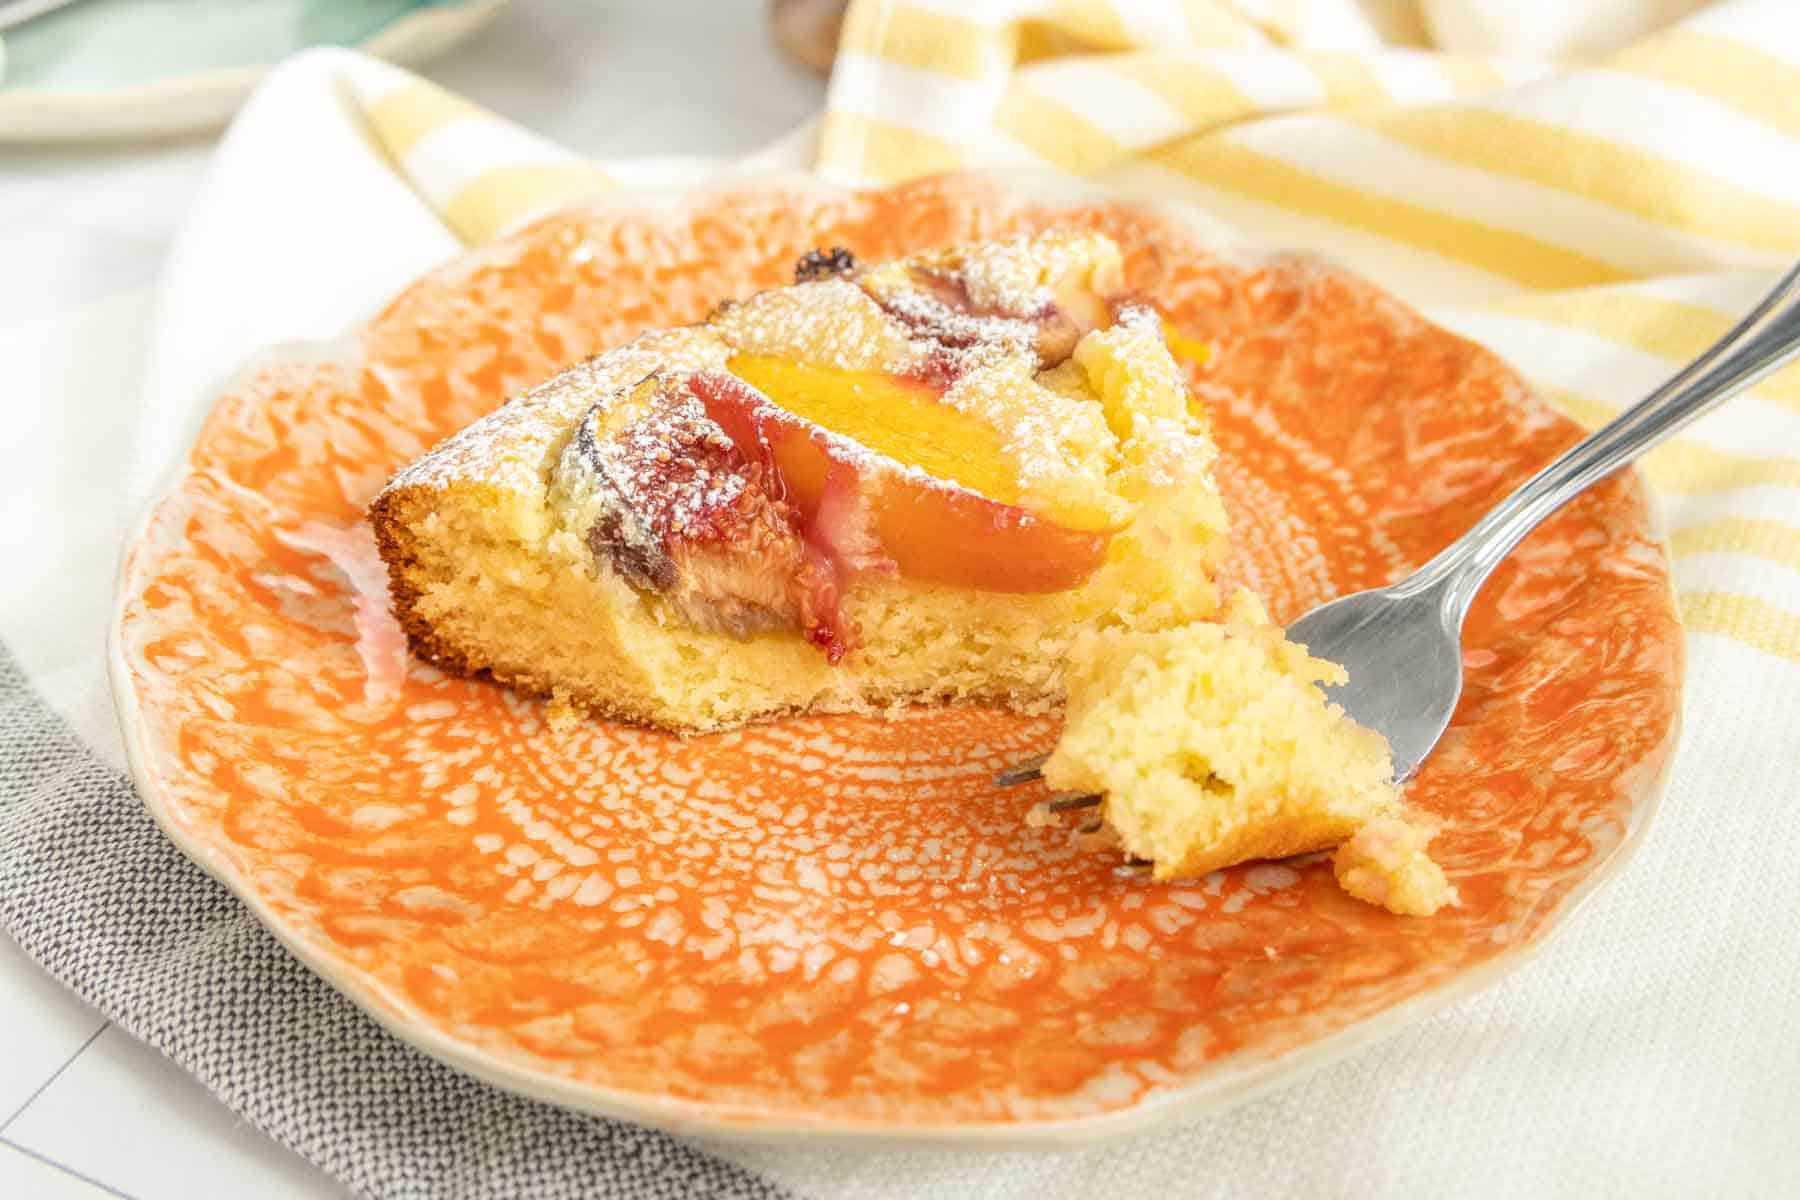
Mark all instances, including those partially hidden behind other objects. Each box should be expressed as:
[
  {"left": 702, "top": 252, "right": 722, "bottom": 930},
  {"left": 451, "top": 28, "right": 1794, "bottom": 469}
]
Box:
[
  {"left": 569, "top": 377, "right": 845, "bottom": 645},
  {"left": 708, "top": 278, "right": 916, "bottom": 373},
  {"left": 866, "top": 268, "right": 1042, "bottom": 352},
  {"left": 858, "top": 229, "right": 1126, "bottom": 368},
  {"left": 794, "top": 246, "right": 858, "bottom": 283},
  {"left": 544, "top": 226, "right": 1210, "bottom": 660}
]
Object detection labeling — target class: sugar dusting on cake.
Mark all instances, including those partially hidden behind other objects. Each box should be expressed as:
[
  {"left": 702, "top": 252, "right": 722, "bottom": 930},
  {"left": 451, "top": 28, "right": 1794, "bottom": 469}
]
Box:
[
  {"left": 561, "top": 376, "right": 844, "bottom": 648},
  {"left": 710, "top": 277, "right": 918, "bottom": 373},
  {"left": 568, "top": 378, "right": 752, "bottom": 589},
  {"left": 406, "top": 227, "right": 1217, "bottom": 660}
]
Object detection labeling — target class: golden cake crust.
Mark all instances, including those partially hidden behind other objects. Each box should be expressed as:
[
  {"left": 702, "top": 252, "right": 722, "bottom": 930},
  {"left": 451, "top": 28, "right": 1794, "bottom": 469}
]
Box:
[{"left": 370, "top": 230, "right": 1230, "bottom": 731}]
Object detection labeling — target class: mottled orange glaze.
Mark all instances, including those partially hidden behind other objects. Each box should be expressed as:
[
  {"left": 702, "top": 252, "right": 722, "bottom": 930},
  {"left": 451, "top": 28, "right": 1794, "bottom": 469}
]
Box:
[{"left": 117, "top": 175, "right": 1682, "bottom": 1131}]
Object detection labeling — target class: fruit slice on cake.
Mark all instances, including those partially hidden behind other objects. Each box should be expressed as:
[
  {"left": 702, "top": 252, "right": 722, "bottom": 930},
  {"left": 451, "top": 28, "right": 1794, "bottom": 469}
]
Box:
[{"left": 371, "top": 230, "right": 1231, "bottom": 732}]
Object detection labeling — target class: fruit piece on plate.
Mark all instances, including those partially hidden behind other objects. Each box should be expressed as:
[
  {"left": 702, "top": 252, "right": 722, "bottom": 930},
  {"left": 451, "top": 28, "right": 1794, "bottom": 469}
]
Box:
[
  {"left": 1040, "top": 591, "right": 1458, "bottom": 915},
  {"left": 371, "top": 228, "right": 1230, "bottom": 731}
]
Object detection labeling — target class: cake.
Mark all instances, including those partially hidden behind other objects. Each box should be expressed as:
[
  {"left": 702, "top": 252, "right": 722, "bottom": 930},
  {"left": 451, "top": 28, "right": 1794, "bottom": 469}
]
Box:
[
  {"left": 373, "top": 223, "right": 1455, "bottom": 913},
  {"left": 370, "top": 230, "right": 1230, "bottom": 732},
  {"left": 1041, "top": 591, "right": 1457, "bottom": 915}
]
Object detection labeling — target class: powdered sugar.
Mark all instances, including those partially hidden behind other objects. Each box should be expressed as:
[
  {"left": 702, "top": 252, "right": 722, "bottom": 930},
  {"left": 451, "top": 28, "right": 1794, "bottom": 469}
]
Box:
[
  {"left": 711, "top": 278, "right": 918, "bottom": 372},
  {"left": 874, "top": 283, "right": 1041, "bottom": 351},
  {"left": 587, "top": 385, "right": 750, "bottom": 543},
  {"left": 384, "top": 325, "right": 732, "bottom": 504},
  {"left": 385, "top": 226, "right": 1208, "bottom": 645},
  {"left": 558, "top": 377, "right": 816, "bottom": 640}
]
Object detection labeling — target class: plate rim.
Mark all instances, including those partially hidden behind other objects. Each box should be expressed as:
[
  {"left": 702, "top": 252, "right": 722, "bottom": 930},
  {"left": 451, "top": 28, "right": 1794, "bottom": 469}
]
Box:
[
  {"left": 107, "top": 173, "right": 1685, "bottom": 1148},
  {"left": 0, "top": 0, "right": 511, "bottom": 142}
]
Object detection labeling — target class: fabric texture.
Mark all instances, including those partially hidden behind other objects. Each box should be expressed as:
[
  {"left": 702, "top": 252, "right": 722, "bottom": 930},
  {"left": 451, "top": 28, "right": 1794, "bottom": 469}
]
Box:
[
  {"left": 2, "top": 0, "right": 1798, "bottom": 1197},
  {"left": 0, "top": 648, "right": 796, "bottom": 1200}
]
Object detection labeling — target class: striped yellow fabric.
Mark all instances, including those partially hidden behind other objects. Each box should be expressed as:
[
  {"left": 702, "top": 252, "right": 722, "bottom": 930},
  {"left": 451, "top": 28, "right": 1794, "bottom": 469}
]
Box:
[
  {"left": 343, "top": 62, "right": 613, "bottom": 243},
  {"left": 819, "top": 0, "right": 1800, "bottom": 664},
  {"left": 331, "top": 1, "right": 1800, "bottom": 665}
]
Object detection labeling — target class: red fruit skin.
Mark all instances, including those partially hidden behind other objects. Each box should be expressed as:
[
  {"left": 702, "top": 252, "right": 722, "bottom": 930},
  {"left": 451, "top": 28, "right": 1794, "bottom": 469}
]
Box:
[{"left": 689, "top": 371, "right": 1112, "bottom": 596}]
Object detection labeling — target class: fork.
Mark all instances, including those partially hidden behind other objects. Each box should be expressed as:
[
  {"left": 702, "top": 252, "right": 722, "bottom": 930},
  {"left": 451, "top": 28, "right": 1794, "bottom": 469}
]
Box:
[{"left": 1000, "top": 262, "right": 1800, "bottom": 804}]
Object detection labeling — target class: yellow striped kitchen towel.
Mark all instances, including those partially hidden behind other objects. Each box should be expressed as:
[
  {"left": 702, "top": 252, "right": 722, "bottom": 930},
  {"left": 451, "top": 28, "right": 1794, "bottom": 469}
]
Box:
[
  {"left": 340, "top": 0, "right": 1800, "bottom": 668},
  {"left": 343, "top": 58, "right": 614, "bottom": 242}
]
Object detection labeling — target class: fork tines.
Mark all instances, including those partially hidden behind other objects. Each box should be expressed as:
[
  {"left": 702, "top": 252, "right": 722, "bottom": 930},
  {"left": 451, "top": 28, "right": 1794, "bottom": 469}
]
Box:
[
  {"left": 993, "top": 754, "right": 1049, "bottom": 787},
  {"left": 1045, "top": 791, "right": 1102, "bottom": 813},
  {"left": 999, "top": 761, "right": 1153, "bottom": 877}
]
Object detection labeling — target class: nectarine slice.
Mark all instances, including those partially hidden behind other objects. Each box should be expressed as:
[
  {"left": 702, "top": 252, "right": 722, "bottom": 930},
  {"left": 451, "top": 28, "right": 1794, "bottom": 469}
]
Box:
[
  {"left": 690, "top": 370, "right": 1112, "bottom": 594},
  {"left": 726, "top": 354, "right": 1021, "bottom": 506}
]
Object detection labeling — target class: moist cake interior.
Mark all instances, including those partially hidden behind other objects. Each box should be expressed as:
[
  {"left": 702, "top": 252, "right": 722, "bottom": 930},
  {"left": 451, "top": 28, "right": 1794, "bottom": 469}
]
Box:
[{"left": 371, "top": 230, "right": 1230, "bottom": 731}]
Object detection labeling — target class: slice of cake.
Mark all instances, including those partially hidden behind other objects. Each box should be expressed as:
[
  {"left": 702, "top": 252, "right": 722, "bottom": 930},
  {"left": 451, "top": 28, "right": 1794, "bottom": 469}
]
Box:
[
  {"left": 1041, "top": 592, "right": 1457, "bottom": 915},
  {"left": 371, "top": 230, "right": 1230, "bottom": 732}
]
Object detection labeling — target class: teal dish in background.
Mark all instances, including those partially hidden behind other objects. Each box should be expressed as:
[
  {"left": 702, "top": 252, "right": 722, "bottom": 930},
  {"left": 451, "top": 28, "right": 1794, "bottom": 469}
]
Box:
[
  {"left": 0, "top": 0, "right": 507, "bottom": 139},
  {"left": 1, "top": 0, "right": 462, "bottom": 89}
]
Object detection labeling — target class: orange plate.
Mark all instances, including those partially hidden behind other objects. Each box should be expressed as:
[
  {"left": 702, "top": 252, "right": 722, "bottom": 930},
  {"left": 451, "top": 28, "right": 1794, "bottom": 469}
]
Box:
[{"left": 111, "top": 174, "right": 1683, "bottom": 1144}]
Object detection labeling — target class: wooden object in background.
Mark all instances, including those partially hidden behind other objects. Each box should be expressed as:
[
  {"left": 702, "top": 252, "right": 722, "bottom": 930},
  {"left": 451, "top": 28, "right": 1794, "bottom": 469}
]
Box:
[{"left": 770, "top": 0, "right": 847, "bottom": 75}]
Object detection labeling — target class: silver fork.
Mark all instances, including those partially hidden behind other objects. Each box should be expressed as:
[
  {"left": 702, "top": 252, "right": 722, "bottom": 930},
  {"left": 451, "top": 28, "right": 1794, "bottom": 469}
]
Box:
[{"left": 1000, "top": 263, "right": 1800, "bottom": 801}]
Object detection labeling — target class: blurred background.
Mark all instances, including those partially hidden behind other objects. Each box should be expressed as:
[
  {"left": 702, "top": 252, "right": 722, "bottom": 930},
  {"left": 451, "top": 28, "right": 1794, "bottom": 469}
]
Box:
[{"left": 0, "top": 0, "right": 826, "bottom": 330}]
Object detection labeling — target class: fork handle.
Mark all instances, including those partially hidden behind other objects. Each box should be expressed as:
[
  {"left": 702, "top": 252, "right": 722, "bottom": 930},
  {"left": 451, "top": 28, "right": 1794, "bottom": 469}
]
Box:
[{"left": 1413, "top": 262, "right": 1800, "bottom": 625}]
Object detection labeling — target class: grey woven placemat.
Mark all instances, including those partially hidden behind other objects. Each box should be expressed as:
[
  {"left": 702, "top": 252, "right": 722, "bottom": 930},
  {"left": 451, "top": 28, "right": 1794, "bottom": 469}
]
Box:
[{"left": 0, "top": 643, "right": 796, "bottom": 1200}]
